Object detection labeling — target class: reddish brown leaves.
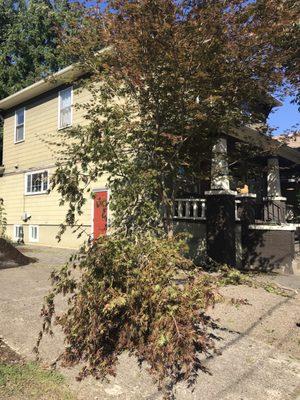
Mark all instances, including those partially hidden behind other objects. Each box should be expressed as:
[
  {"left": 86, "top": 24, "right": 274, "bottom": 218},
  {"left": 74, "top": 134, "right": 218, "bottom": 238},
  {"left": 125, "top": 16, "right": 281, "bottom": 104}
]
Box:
[{"left": 37, "top": 235, "right": 218, "bottom": 398}]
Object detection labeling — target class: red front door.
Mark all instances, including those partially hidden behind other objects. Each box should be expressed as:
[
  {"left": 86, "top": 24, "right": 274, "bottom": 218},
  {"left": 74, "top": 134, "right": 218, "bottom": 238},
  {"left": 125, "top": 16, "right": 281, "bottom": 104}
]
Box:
[{"left": 93, "top": 191, "right": 108, "bottom": 239}]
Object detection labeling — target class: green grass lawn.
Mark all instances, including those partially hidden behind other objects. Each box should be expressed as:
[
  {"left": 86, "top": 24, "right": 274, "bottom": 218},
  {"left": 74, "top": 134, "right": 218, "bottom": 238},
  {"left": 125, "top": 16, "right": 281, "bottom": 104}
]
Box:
[{"left": 0, "top": 362, "right": 76, "bottom": 400}]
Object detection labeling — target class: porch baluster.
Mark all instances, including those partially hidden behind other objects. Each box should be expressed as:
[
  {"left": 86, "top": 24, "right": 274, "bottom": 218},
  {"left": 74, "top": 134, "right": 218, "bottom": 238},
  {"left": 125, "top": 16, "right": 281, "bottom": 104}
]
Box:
[
  {"left": 192, "top": 201, "right": 198, "bottom": 218},
  {"left": 178, "top": 200, "right": 183, "bottom": 218},
  {"left": 201, "top": 200, "right": 206, "bottom": 219},
  {"left": 185, "top": 200, "right": 190, "bottom": 218}
]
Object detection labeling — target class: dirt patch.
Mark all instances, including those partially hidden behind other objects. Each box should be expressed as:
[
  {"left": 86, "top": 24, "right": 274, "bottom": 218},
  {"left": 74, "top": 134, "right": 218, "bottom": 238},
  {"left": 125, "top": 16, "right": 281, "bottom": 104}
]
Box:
[
  {"left": 0, "top": 239, "right": 37, "bottom": 269},
  {"left": 0, "top": 339, "right": 23, "bottom": 365}
]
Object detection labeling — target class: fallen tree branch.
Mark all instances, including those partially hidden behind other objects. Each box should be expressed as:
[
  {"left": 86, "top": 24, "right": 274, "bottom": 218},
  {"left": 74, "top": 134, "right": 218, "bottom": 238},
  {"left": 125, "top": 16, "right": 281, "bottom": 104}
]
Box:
[{"left": 273, "top": 283, "right": 298, "bottom": 295}]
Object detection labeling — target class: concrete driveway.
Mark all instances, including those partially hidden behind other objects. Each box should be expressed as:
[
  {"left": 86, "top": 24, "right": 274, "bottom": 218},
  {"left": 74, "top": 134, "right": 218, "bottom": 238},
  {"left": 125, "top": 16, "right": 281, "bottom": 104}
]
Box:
[{"left": 0, "top": 245, "right": 299, "bottom": 400}]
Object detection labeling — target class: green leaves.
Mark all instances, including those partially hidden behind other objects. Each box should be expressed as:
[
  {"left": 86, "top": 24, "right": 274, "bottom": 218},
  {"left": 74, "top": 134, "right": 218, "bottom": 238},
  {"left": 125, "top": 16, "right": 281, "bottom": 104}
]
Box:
[
  {"left": 158, "top": 333, "right": 169, "bottom": 347},
  {"left": 0, "top": 0, "right": 72, "bottom": 100},
  {"left": 103, "top": 295, "right": 127, "bottom": 312},
  {"left": 0, "top": 0, "right": 75, "bottom": 161}
]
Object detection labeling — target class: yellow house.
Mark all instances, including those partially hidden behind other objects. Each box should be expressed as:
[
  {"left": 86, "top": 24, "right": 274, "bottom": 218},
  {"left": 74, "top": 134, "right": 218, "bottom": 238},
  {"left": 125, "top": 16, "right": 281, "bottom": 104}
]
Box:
[{"left": 0, "top": 65, "right": 109, "bottom": 249}]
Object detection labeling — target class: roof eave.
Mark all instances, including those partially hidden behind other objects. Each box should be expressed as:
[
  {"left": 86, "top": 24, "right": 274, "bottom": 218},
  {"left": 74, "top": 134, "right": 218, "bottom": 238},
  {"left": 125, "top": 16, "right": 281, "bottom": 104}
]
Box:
[
  {"left": 0, "top": 64, "right": 85, "bottom": 111},
  {"left": 0, "top": 47, "right": 112, "bottom": 112},
  {"left": 230, "top": 125, "right": 300, "bottom": 164}
]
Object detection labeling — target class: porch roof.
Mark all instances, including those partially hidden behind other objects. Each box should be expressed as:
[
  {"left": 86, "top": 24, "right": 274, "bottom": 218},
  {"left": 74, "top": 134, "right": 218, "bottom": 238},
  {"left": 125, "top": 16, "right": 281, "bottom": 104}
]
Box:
[{"left": 231, "top": 126, "right": 300, "bottom": 164}]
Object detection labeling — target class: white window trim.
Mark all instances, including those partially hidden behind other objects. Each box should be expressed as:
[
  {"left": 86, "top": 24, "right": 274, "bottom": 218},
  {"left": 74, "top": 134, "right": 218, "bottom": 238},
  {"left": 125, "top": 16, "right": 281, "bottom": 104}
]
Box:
[
  {"left": 29, "top": 225, "right": 39, "bottom": 243},
  {"left": 14, "top": 107, "right": 25, "bottom": 144},
  {"left": 58, "top": 86, "right": 73, "bottom": 130},
  {"left": 24, "top": 169, "right": 49, "bottom": 196},
  {"left": 13, "top": 224, "right": 23, "bottom": 241}
]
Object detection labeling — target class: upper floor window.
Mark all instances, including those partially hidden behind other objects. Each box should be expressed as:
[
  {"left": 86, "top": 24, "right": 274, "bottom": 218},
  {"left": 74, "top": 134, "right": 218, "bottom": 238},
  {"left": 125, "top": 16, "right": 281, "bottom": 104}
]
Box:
[
  {"left": 25, "top": 170, "right": 49, "bottom": 195},
  {"left": 14, "top": 107, "right": 25, "bottom": 143},
  {"left": 58, "top": 87, "right": 73, "bottom": 129}
]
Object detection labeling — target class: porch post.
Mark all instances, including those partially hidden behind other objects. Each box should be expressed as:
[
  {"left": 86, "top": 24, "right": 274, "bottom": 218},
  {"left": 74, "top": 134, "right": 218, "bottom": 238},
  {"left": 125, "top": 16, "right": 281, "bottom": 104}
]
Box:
[
  {"left": 264, "top": 156, "right": 286, "bottom": 223},
  {"left": 205, "top": 136, "right": 237, "bottom": 267},
  {"left": 267, "top": 157, "right": 282, "bottom": 197},
  {"left": 210, "top": 137, "right": 231, "bottom": 191}
]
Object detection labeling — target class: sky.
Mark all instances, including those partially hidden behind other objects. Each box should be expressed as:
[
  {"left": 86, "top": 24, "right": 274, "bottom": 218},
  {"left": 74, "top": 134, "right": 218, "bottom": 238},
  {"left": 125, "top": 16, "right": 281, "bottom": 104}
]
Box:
[{"left": 268, "top": 97, "right": 299, "bottom": 136}]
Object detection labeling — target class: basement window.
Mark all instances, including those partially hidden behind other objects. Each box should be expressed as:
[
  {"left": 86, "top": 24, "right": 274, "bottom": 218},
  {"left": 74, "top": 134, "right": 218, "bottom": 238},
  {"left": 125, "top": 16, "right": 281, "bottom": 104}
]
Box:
[
  {"left": 58, "top": 87, "right": 73, "bottom": 129},
  {"left": 13, "top": 225, "right": 24, "bottom": 242},
  {"left": 14, "top": 107, "right": 25, "bottom": 143},
  {"left": 25, "top": 170, "right": 49, "bottom": 195},
  {"left": 29, "top": 225, "right": 39, "bottom": 242}
]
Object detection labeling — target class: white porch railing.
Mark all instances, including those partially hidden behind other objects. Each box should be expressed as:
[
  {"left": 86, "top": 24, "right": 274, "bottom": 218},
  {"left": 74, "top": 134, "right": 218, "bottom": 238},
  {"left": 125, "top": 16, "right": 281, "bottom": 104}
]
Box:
[
  {"left": 173, "top": 198, "right": 206, "bottom": 220},
  {"left": 173, "top": 198, "right": 242, "bottom": 221}
]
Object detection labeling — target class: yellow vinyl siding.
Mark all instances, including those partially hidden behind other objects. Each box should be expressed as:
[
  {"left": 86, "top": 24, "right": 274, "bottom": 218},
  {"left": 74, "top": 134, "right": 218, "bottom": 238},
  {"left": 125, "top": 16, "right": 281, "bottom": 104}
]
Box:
[
  {"left": 7, "top": 225, "right": 91, "bottom": 249},
  {"left": 0, "top": 173, "right": 24, "bottom": 223},
  {"left": 1, "top": 169, "right": 108, "bottom": 248},
  {"left": 0, "top": 83, "right": 108, "bottom": 248},
  {"left": 3, "top": 86, "right": 92, "bottom": 173}
]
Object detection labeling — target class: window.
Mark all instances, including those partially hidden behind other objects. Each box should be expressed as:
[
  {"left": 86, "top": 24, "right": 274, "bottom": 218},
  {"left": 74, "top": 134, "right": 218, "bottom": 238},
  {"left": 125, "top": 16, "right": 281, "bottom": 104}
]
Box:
[
  {"left": 58, "top": 87, "right": 72, "bottom": 129},
  {"left": 29, "top": 225, "right": 39, "bottom": 242},
  {"left": 14, "top": 225, "right": 24, "bottom": 242},
  {"left": 15, "top": 108, "right": 25, "bottom": 143},
  {"left": 25, "top": 170, "right": 49, "bottom": 195}
]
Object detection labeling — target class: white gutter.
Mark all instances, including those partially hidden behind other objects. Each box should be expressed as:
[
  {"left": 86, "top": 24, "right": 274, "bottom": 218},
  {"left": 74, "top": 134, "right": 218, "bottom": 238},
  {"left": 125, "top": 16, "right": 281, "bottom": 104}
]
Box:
[
  {"left": 0, "top": 47, "right": 111, "bottom": 111},
  {"left": 0, "top": 64, "right": 86, "bottom": 111}
]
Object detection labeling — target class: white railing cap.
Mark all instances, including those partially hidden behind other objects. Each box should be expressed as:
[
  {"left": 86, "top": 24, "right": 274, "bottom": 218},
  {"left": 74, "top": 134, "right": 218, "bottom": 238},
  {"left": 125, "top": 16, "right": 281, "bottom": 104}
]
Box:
[{"left": 174, "top": 198, "right": 206, "bottom": 202}]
